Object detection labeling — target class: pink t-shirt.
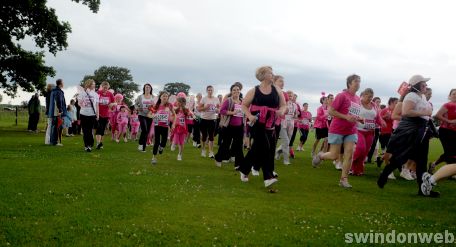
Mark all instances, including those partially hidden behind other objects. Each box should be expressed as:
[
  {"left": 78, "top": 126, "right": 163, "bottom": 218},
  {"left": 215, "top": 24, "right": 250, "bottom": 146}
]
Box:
[
  {"left": 154, "top": 104, "right": 172, "bottom": 127},
  {"left": 329, "top": 90, "right": 361, "bottom": 135},
  {"left": 117, "top": 111, "right": 129, "bottom": 125},
  {"left": 298, "top": 111, "right": 312, "bottom": 130},
  {"left": 440, "top": 102, "right": 456, "bottom": 131},
  {"left": 220, "top": 99, "right": 243, "bottom": 127},
  {"left": 130, "top": 114, "right": 140, "bottom": 127},
  {"left": 313, "top": 105, "right": 328, "bottom": 129},
  {"left": 174, "top": 111, "right": 188, "bottom": 134},
  {"left": 98, "top": 91, "right": 115, "bottom": 118}
]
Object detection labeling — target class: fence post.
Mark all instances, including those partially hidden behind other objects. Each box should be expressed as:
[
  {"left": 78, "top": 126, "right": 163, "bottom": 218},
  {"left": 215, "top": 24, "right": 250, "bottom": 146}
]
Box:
[{"left": 15, "top": 107, "right": 18, "bottom": 126}]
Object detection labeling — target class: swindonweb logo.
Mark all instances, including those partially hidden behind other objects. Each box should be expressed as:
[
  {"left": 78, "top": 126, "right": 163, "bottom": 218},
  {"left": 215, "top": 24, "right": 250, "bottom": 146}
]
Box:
[{"left": 345, "top": 230, "right": 454, "bottom": 244}]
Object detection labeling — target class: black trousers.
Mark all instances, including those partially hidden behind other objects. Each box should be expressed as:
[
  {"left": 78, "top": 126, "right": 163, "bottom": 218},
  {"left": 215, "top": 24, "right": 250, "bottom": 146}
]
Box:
[
  {"left": 215, "top": 125, "right": 244, "bottom": 166},
  {"left": 80, "top": 114, "right": 96, "bottom": 148},
  {"left": 367, "top": 128, "right": 380, "bottom": 161},
  {"left": 153, "top": 125, "right": 169, "bottom": 155},
  {"left": 138, "top": 115, "right": 153, "bottom": 150},
  {"left": 240, "top": 125, "right": 276, "bottom": 180},
  {"left": 289, "top": 126, "right": 298, "bottom": 147},
  {"left": 50, "top": 116, "right": 61, "bottom": 145}
]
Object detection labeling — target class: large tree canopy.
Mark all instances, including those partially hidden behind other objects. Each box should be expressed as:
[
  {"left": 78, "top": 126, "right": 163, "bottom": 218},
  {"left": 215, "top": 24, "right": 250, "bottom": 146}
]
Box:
[
  {"left": 163, "top": 82, "right": 191, "bottom": 96},
  {"left": 0, "top": 0, "right": 100, "bottom": 97},
  {"left": 82, "top": 66, "right": 139, "bottom": 106}
]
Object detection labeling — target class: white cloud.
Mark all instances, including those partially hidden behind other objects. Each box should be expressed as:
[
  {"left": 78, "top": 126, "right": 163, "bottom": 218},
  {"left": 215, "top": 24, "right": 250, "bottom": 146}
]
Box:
[{"left": 3, "top": 0, "right": 456, "bottom": 115}]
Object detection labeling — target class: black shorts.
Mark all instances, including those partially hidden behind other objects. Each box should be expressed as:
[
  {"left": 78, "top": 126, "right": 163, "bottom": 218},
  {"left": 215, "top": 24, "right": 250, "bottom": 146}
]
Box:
[{"left": 315, "top": 127, "right": 328, "bottom": 139}]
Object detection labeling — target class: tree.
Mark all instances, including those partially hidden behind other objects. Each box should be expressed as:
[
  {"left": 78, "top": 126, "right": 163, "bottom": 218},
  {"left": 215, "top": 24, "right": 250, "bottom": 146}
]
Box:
[
  {"left": 0, "top": 0, "right": 100, "bottom": 97},
  {"left": 163, "top": 82, "right": 191, "bottom": 96},
  {"left": 82, "top": 66, "right": 139, "bottom": 106}
]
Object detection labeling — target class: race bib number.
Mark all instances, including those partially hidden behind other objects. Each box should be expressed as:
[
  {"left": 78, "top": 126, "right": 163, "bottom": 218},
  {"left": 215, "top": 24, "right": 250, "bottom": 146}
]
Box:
[
  {"left": 143, "top": 100, "right": 153, "bottom": 111},
  {"left": 99, "top": 97, "right": 110, "bottom": 106},
  {"left": 234, "top": 104, "right": 243, "bottom": 118},
  {"left": 364, "top": 119, "right": 376, "bottom": 130},
  {"left": 156, "top": 113, "right": 169, "bottom": 123},
  {"left": 348, "top": 102, "right": 361, "bottom": 117},
  {"left": 179, "top": 117, "right": 186, "bottom": 126},
  {"left": 207, "top": 104, "right": 216, "bottom": 113},
  {"left": 301, "top": 119, "right": 310, "bottom": 126}
]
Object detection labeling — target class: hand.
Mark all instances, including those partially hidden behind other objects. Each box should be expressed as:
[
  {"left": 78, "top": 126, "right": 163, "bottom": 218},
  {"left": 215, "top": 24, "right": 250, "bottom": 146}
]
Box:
[
  {"left": 423, "top": 109, "right": 433, "bottom": 117},
  {"left": 345, "top": 115, "right": 358, "bottom": 123},
  {"left": 247, "top": 115, "right": 257, "bottom": 124},
  {"left": 276, "top": 109, "right": 285, "bottom": 117}
]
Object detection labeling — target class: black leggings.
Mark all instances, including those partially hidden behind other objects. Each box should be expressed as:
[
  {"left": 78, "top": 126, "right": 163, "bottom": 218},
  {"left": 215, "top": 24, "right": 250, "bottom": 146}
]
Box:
[
  {"left": 95, "top": 117, "right": 109, "bottom": 136},
  {"left": 289, "top": 126, "right": 298, "bottom": 147},
  {"left": 438, "top": 127, "right": 456, "bottom": 163},
  {"left": 192, "top": 119, "right": 201, "bottom": 144},
  {"left": 80, "top": 114, "right": 96, "bottom": 148},
  {"left": 299, "top": 128, "right": 309, "bottom": 144},
  {"left": 379, "top": 133, "right": 391, "bottom": 152},
  {"left": 138, "top": 115, "right": 153, "bottom": 150},
  {"left": 367, "top": 128, "right": 380, "bottom": 161},
  {"left": 153, "top": 125, "right": 169, "bottom": 155},
  {"left": 200, "top": 119, "right": 216, "bottom": 142}
]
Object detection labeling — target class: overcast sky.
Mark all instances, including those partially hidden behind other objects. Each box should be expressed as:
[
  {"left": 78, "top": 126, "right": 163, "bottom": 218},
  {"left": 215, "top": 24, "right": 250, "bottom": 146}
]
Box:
[{"left": 2, "top": 0, "right": 456, "bottom": 114}]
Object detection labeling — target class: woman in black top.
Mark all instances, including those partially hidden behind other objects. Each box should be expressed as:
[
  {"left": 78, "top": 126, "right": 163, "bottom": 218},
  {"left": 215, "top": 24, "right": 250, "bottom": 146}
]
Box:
[{"left": 239, "top": 66, "right": 286, "bottom": 188}]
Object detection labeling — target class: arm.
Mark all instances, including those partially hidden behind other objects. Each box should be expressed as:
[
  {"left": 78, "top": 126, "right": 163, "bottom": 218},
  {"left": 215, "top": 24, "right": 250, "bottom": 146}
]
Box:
[
  {"left": 219, "top": 99, "right": 231, "bottom": 116},
  {"left": 241, "top": 88, "right": 256, "bottom": 123},
  {"left": 391, "top": 103, "right": 402, "bottom": 120},
  {"left": 435, "top": 105, "right": 456, "bottom": 124},
  {"left": 275, "top": 86, "right": 287, "bottom": 117}
]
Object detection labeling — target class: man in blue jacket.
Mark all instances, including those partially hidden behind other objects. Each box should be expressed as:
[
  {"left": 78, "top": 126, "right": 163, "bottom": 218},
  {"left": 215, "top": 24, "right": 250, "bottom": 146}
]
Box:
[{"left": 48, "top": 79, "right": 67, "bottom": 146}]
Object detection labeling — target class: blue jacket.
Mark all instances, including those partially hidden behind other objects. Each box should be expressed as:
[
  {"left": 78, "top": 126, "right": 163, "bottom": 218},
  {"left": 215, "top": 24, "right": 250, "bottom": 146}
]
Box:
[{"left": 48, "top": 86, "right": 67, "bottom": 117}]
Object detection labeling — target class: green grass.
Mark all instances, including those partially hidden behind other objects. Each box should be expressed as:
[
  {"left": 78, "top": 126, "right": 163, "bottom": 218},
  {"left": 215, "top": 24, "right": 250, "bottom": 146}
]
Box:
[{"left": 1, "top": 119, "right": 455, "bottom": 246}]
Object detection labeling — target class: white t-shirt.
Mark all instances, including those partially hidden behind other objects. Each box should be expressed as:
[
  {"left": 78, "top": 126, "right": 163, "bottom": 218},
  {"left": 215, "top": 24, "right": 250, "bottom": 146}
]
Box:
[
  {"left": 200, "top": 96, "right": 219, "bottom": 120},
  {"left": 78, "top": 90, "right": 99, "bottom": 116},
  {"left": 404, "top": 92, "right": 432, "bottom": 120},
  {"left": 357, "top": 105, "right": 377, "bottom": 131}
]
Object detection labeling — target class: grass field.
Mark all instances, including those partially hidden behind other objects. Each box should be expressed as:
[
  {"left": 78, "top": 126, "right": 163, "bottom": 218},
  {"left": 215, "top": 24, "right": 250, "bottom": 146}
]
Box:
[{"left": 1, "top": 115, "right": 455, "bottom": 246}]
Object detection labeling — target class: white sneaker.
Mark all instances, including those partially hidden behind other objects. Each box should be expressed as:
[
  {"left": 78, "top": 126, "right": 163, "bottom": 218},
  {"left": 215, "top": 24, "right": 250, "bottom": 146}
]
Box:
[
  {"left": 215, "top": 161, "right": 222, "bottom": 167},
  {"left": 192, "top": 141, "right": 197, "bottom": 147},
  {"left": 170, "top": 144, "right": 176, "bottom": 151},
  {"left": 264, "top": 178, "right": 278, "bottom": 188},
  {"left": 421, "top": 172, "right": 436, "bottom": 196},
  {"left": 272, "top": 171, "right": 279, "bottom": 178},
  {"left": 312, "top": 152, "right": 323, "bottom": 168},
  {"left": 400, "top": 169, "right": 414, "bottom": 181},
  {"left": 138, "top": 145, "right": 143, "bottom": 151},
  {"left": 410, "top": 171, "right": 417, "bottom": 180},
  {"left": 283, "top": 160, "right": 291, "bottom": 165},
  {"left": 201, "top": 149, "right": 206, "bottom": 157},
  {"left": 151, "top": 158, "right": 157, "bottom": 165},
  {"left": 116, "top": 139, "right": 120, "bottom": 143},
  {"left": 208, "top": 152, "right": 215, "bottom": 158},
  {"left": 335, "top": 161, "right": 342, "bottom": 170},
  {"left": 124, "top": 137, "right": 128, "bottom": 143},
  {"left": 222, "top": 160, "right": 230, "bottom": 163},
  {"left": 339, "top": 178, "right": 352, "bottom": 188},
  {"left": 388, "top": 173, "right": 396, "bottom": 180},
  {"left": 56, "top": 143, "right": 63, "bottom": 146},
  {"left": 240, "top": 172, "right": 249, "bottom": 182},
  {"left": 229, "top": 157, "right": 235, "bottom": 162},
  {"left": 251, "top": 168, "right": 260, "bottom": 176},
  {"left": 177, "top": 154, "right": 182, "bottom": 161}
]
